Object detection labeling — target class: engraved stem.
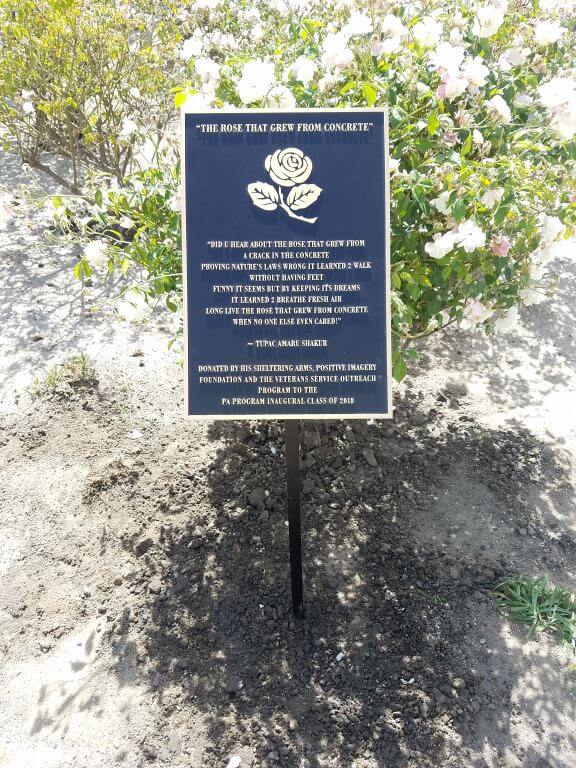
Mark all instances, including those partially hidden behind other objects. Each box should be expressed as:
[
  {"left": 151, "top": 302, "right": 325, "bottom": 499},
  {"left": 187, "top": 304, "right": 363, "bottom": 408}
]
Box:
[{"left": 278, "top": 187, "right": 317, "bottom": 224}]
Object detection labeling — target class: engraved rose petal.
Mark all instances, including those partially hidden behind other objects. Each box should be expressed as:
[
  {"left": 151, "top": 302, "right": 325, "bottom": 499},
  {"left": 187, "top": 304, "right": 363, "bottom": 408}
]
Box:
[{"left": 265, "top": 147, "right": 313, "bottom": 187}]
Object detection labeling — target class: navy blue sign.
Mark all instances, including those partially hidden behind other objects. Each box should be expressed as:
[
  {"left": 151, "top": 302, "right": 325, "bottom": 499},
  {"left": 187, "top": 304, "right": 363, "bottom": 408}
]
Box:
[{"left": 182, "top": 108, "right": 391, "bottom": 419}]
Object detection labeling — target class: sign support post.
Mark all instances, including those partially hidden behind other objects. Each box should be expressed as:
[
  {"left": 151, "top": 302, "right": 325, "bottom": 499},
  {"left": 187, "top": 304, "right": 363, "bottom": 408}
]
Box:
[
  {"left": 182, "top": 107, "right": 391, "bottom": 616},
  {"left": 285, "top": 419, "right": 304, "bottom": 618}
]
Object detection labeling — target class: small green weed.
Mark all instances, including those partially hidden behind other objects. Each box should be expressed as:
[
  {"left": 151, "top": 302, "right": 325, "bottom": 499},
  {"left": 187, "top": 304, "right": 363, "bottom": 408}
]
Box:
[
  {"left": 495, "top": 575, "right": 576, "bottom": 652},
  {"left": 29, "top": 354, "right": 98, "bottom": 399}
]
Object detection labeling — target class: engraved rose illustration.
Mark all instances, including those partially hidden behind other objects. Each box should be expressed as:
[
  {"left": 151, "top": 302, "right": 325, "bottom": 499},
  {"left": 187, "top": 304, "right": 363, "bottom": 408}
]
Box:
[
  {"left": 266, "top": 148, "right": 312, "bottom": 187},
  {"left": 247, "top": 147, "right": 322, "bottom": 224}
]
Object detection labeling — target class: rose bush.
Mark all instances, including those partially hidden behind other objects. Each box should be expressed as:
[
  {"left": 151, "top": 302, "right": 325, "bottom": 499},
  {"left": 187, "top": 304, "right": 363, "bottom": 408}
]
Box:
[
  {"left": 0, "top": 0, "right": 181, "bottom": 192},
  {"left": 13, "top": 0, "right": 575, "bottom": 379}
]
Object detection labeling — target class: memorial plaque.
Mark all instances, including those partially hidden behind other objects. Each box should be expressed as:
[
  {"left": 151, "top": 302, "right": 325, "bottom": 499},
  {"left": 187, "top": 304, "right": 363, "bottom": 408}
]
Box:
[{"left": 182, "top": 108, "right": 391, "bottom": 419}]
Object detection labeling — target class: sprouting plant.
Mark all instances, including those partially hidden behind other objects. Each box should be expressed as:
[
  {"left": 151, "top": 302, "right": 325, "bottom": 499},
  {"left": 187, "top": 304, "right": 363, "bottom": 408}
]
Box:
[
  {"left": 495, "top": 576, "right": 576, "bottom": 652},
  {"left": 28, "top": 354, "right": 98, "bottom": 398}
]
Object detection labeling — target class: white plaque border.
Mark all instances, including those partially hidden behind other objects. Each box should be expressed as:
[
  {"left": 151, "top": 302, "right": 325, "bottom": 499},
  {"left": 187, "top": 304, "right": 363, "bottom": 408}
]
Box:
[{"left": 181, "top": 107, "right": 392, "bottom": 420}]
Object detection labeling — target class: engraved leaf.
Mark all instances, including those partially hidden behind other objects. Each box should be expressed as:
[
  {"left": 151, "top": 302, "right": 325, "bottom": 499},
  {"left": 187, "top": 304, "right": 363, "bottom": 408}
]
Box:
[
  {"left": 286, "top": 183, "right": 322, "bottom": 211},
  {"left": 247, "top": 182, "right": 279, "bottom": 211}
]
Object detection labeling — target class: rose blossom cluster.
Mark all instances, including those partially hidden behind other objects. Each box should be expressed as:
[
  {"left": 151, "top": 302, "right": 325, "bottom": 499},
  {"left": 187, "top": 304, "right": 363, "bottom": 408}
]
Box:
[{"left": 166, "top": 0, "right": 576, "bottom": 343}]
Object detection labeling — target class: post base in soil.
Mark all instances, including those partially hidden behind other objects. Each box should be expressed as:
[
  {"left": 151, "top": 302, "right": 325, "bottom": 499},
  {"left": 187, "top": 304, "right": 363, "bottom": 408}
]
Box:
[{"left": 285, "top": 419, "right": 304, "bottom": 618}]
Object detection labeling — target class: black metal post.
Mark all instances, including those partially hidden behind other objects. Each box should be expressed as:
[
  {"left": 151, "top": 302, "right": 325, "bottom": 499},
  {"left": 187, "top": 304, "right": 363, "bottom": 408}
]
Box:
[{"left": 285, "top": 419, "right": 304, "bottom": 618}]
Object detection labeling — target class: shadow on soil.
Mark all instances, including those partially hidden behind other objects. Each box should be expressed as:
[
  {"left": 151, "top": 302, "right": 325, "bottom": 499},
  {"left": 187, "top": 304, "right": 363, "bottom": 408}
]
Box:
[{"left": 115, "top": 393, "right": 576, "bottom": 767}]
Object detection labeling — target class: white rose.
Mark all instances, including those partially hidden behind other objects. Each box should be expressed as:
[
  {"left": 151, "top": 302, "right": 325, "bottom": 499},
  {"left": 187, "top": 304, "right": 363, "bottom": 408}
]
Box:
[
  {"left": 413, "top": 17, "right": 443, "bottom": 47},
  {"left": 539, "top": 214, "right": 565, "bottom": 243},
  {"left": 449, "top": 28, "right": 464, "bottom": 45},
  {"left": 505, "top": 47, "right": 529, "bottom": 66},
  {"left": 461, "top": 56, "right": 489, "bottom": 88},
  {"left": 237, "top": 59, "right": 275, "bottom": 104},
  {"left": 513, "top": 92, "right": 533, "bottom": 108},
  {"left": 429, "top": 42, "right": 465, "bottom": 76},
  {"left": 84, "top": 239, "right": 108, "bottom": 268},
  {"left": 269, "top": 0, "right": 308, "bottom": 13},
  {"left": 252, "top": 23, "right": 265, "bottom": 42},
  {"left": 551, "top": 104, "right": 576, "bottom": 140},
  {"left": 473, "top": 5, "right": 505, "bottom": 38},
  {"left": 117, "top": 289, "right": 149, "bottom": 322},
  {"left": 445, "top": 75, "right": 468, "bottom": 100},
  {"left": 180, "top": 33, "right": 203, "bottom": 60},
  {"left": 533, "top": 20, "right": 565, "bottom": 46},
  {"left": 290, "top": 56, "right": 317, "bottom": 86},
  {"left": 451, "top": 11, "right": 466, "bottom": 28},
  {"left": 321, "top": 32, "right": 354, "bottom": 70},
  {"left": 195, "top": 57, "right": 220, "bottom": 84},
  {"left": 210, "top": 31, "right": 238, "bottom": 50},
  {"left": 494, "top": 306, "right": 520, "bottom": 333},
  {"left": 22, "top": 101, "right": 35, "bottom": 116},
  {"left": 486, "top": 94, "right": 512, "bottom": 124},
  {"left": 480, "top": 187, "right": 504, "bottom": 209},
  {"left": 539, "top": 77, "right": 576, "bottom": 139},
  {"left": 181, "top": 91, "right": 214, "bottom": 110},
  {"left": 381, "top": 13, "right": 407, "bottom": 40},
  {"left": 371, "top": 14, "right": 407, "bottom": 56},
  {"left": 538, "top": 77, "right": 576, "bottom": 109},
  {"left": 461, "top": 297, "right": 493, "bottom": 329},
  {"left": 431, "top": 190, "right": 452, "bottom": 214},
  {"left": 425, "top": 231, "right": 457, "bottom": 259},
  {"left": 318, "top": 73, "right": 339, "bottom": 93},
  {"left": 454, "top": 220, "right": 486, "bottom": 252},
  {"left": 265, "top": 85, "right": 296, "bottom": 109},
  {"left": 120, "top": 118, "right": 138, "bottom": 139},
  {"left": 243, "top": 7, "right": 260, "bottom": 22},
  {"left": 168, "top": 193, "right": 181, "bottom": 212},
  {"left": 372, "top": 36, "right": 402, "bottom": 57},
  {"left": 342, "top": 12, "right": 373, "bottom": 37},
  {"left": 265, "top": 148, "right": 313, "bottom": 187}
]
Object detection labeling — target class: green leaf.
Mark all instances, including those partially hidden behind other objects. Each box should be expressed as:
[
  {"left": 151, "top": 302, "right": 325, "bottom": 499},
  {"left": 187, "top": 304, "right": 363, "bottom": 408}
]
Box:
[
  {"left": 412, "top": 186, "right": 427, "bottom": 212},
  {"left": 340, "top": 80, "right": 357, "bottom": 95},
  {"left": 393, "top": 353, "right": 408, "bottom": 382},
  {"left": 427, "top": 112, "right": 440, "bottom": 136},
  {"left": 174, "top": 90, "right": 187, "bottom": 109},
  {"left": 453, "top": 198, "right": 467, "bottom": 223},
  {"left": 362, "top": 82, "right": 377, "bottom": 107},
  {"left": 461, "top": 131, "right": 472, "bottom": 157}
]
